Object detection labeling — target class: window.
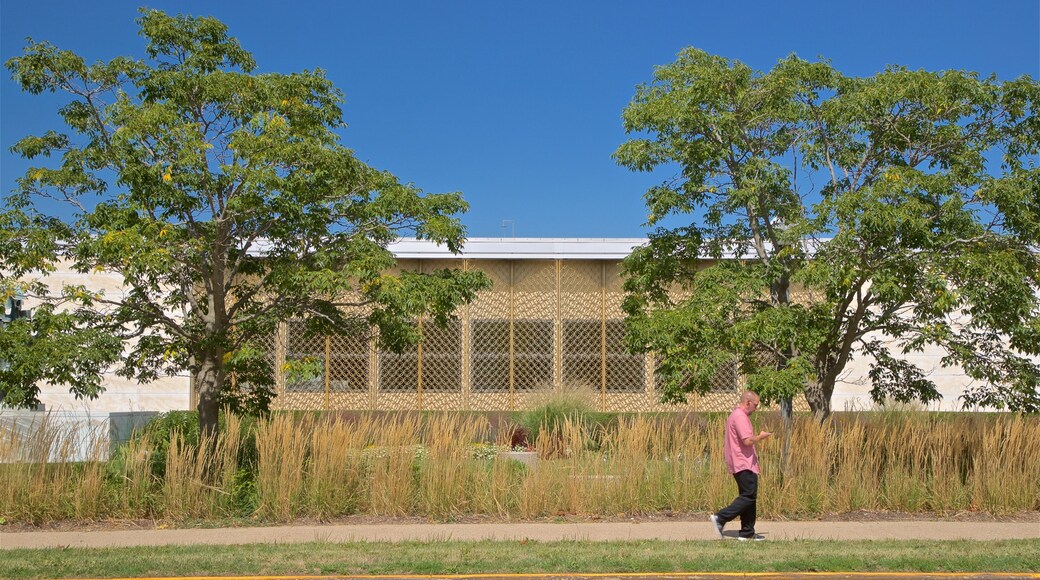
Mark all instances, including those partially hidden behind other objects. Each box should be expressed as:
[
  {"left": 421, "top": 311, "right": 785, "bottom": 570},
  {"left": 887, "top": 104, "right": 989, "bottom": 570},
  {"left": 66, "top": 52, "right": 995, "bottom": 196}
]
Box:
[
  {"left": 328, "top": 334, "right": 369, "bottom": 392},
  {"left": 379, "top": 321, "right": 461, "bottom": 392},
  {"left": 471, "top": 319, "right": 553, "bottom": 392},
  {"left": 285, "top": 321, "right": 325, "bottom": 393},
  {"left": 421, "top": 321, "right": 462, "bottom": 392},
  {"left": 654, "top": 357, "right": 740, "bottom": 393},
  {"left": 284, "top": 321, "right": 369, "bottom": 393},
  {"left": 563, "top": 320, "right": 644, "bottom": 392}
]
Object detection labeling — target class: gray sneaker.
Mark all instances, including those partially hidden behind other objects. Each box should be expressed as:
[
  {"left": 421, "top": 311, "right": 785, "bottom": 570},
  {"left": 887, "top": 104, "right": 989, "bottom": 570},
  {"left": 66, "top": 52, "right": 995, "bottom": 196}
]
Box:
[
  {"left": 709, "top": 514, "right": 724, "bottom": 539},
  {"left": 738, "top": 534, "right": 766, "bottom": 541}
]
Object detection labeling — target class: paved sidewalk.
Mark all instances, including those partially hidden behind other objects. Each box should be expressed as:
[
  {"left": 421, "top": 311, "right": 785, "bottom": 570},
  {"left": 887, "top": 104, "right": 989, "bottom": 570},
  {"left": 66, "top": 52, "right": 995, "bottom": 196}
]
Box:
[{"left": 2, "top": 520, "right": 1037, "bottom": 549}]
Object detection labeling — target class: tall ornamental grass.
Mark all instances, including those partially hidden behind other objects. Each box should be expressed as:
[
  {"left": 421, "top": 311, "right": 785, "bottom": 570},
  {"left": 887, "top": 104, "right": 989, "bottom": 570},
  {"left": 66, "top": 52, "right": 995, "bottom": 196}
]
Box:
[
  {"left": 0, "top": 409, "right": 1037, "bottom": 524},
  {"left": 0, "top": 414, "right": 109, "bottom": 523}
]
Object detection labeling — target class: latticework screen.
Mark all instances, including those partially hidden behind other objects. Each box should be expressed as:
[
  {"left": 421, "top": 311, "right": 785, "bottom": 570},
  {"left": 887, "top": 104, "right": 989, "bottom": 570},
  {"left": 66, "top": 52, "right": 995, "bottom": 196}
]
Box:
[{"left": 270, "top": 258, "right": 809, "bottom": 413}]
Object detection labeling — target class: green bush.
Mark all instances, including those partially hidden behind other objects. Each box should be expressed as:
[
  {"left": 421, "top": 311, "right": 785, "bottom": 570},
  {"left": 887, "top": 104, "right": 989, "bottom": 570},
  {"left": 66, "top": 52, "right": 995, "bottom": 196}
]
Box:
[
  {"left": 116, "top": 410, "right": 262, "bottom": 479},
  {"left": 139, "top": 411, "right": 201, "bottom": 478},
  {"left": 515, "top": 387, "right": 610, "bottom": 450}
]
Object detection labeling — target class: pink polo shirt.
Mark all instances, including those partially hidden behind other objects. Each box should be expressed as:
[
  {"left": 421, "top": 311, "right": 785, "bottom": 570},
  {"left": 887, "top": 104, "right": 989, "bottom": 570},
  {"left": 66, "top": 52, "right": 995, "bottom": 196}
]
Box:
[{"left": 723, "top": 405, "right": 759, "bottom": 474}]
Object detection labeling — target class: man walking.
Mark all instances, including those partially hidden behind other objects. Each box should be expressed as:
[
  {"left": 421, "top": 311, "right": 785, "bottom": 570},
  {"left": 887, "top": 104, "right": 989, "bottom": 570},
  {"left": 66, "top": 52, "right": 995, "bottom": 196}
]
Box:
[{"left": 711, "top": 390, "right": 772, "bottom": 541}]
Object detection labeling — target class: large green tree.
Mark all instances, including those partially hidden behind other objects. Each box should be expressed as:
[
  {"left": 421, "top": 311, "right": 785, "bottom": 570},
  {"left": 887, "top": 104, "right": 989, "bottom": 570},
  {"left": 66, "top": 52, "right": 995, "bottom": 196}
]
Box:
[
  {"left": 616, "top": 49, "right": 1040, "bottom": 418},
  {"left": 1, "top": 10, "right": 489, "bottom": 434}
]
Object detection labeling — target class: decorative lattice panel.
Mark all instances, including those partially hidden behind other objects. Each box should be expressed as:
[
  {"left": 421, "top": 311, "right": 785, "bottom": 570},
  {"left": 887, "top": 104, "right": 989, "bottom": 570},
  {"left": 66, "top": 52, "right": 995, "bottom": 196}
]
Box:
[
  {"left": 561, "top": 319, "right": 601, "bottom": 390},
  {"left": 470, "top": 319, "right": 553, "bottom": 393},
  {"left": 512, "top": 319, "right": 554, "bottom": 390},
  {"left": 512, "top": 261, "right": 556, "bottom": 392},
  {"left": 274, "top": 320, "right": 371, "bottom": 411},
  {"left": 603, "top": 261, "right": 646, "bottom": 393},
  {"left": 560, "top": 261, "right": 603, "bottom": 393},
  {"left": 468, "top": 260, "right": 512, "bottom": 409},
  {"left": 603, "top": 321, "right": 645, "bottom": 392},
  {"left": 329, "top": 333, "right": 369, "bottom": 393},
  {"left": 268, "top": 257, "right": 810, "bottom": 414},
  {"left": 471, "top": 319, "right": 509, "bottom": 392},
  {"left": 418, "top": 320, "right": 462, "bottom": 393},
  {"left": 373, "top": 259, "right": 466, "bottom": 410},
  {"left": 378, "top": 341, "right": 418, "bottom": 393},
  {"left": 470, "top": 260, "right": 512, "bottom": 320}
]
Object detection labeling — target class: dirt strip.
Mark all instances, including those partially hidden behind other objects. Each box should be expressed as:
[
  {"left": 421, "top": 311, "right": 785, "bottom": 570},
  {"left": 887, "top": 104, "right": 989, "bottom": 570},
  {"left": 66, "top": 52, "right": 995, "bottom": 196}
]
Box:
[
  {"left": 49, "top": 573, "right": 1040, "bottom": 580},
  {"left": 2, "top": 520, "right": 1038, "bottom": 549}
]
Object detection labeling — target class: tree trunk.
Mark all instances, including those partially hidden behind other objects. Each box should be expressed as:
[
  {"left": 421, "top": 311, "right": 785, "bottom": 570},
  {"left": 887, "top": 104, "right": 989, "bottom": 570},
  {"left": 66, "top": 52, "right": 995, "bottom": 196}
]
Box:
[
  {"left": 772, "top": 272, "right": 795, "bottom": 466},
  {"left": 193, "top": 350, "right": 224, "bottom": 438},
  {"left": 807, "top": 344, "right": 855, "bottom": 421},
  {"left": 804, "top": 375, "right": 833, "bottom": 421},
  {"left": 780, "top": 396, "right": 793, "bottom": 424},
  {"left": 778, "top": 395, "right": 793, "bottom": 476}
]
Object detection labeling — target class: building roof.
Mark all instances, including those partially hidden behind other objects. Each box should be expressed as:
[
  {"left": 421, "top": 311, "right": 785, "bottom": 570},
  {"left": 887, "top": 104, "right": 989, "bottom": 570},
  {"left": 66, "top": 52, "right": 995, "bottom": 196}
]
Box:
[
  {"left": 254, "top": 237, "right": 826, "bottom": 260},
  {"left": 388, "top": 238, "right": 648, "bottom": 260}
]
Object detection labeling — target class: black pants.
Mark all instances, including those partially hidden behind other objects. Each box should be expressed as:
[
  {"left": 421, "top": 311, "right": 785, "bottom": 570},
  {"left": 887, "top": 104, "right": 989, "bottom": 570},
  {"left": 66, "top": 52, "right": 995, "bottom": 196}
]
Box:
[{"left": 716, "top": 470, "right": 757, "bottom": 538}]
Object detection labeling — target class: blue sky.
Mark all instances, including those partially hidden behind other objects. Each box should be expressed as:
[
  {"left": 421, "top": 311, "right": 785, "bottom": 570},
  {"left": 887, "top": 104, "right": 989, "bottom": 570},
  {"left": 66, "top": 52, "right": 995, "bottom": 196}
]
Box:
[{"left": 2, "top": 1, "right": 1038, "bottom": 238}]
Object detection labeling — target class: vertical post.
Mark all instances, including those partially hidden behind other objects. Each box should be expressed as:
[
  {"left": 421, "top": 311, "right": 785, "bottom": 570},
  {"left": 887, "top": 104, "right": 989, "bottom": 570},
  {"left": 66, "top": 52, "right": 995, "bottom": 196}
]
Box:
[
  {"left": 417, "top": 260, "right": 424, "bottom": 411},
  {"left": 508, "top": 261, "right": 515, "bottom": 411},
  {"left": 324, "top": 335, "right": 331, "bottom": 411},
  {"left": 417, "top": 316, "right": 424, "bottom": 411},
  {"left": 275, "top": 321, "right": 287, "bottom": 402},
  {"left": 368, "top": 335, "right": 377, "bottom": 410},
  {"left": 600, "top": 262, "right": 607, "bottom": 412},
  {"left": 555, "top": 259, "right": 562, "bottom": 393},
  {"left": 462, "top": 259, "right": 471, "bottom": 410}
]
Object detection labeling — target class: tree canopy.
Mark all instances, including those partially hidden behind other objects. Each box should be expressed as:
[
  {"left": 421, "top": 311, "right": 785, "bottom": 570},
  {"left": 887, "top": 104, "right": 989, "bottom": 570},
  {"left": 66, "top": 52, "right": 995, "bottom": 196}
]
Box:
[
  {"left": 1, "top": 9, "right": 489, "bottom": 433},
  {"left": 616, "top": 48, "right": 1040, "bottom": 417}
]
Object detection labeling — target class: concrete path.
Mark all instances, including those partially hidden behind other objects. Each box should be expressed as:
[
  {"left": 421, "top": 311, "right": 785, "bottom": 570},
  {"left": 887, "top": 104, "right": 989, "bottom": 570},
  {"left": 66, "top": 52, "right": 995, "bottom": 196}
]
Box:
[{"left": 2, "top": 520, "right": 1037, "bottom": 549}]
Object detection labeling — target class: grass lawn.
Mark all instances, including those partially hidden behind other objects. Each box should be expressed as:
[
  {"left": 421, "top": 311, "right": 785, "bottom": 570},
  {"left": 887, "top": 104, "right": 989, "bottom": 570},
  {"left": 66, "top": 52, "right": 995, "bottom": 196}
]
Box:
[{"left": 1, "top": 539, "right": 1038, "bottom": 579}]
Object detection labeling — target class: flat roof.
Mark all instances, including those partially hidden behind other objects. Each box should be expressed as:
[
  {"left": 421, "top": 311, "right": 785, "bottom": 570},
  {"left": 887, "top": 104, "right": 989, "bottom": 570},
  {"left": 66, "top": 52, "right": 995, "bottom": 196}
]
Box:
[
  {"left": 254, "top": 237, "right": 824, "bottom": 260},
  {"left": 388, "top": 238, "right": 648, "bottom": 260}
]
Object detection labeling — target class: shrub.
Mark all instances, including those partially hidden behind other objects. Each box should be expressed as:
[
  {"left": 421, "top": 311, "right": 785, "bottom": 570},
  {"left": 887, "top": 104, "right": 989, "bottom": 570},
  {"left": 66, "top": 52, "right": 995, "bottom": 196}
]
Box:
[
  {"left": 507, "top": 425, "right": 532, "bottom": 450},
  {"left": 515, "top": 383, "right": 609, "bottom": 452},
  {"left": 139, "top": 411, "right": 200, "bottom": 478},
  {"left": 123, "top": 410, "right": 260, "bottom": 480}
]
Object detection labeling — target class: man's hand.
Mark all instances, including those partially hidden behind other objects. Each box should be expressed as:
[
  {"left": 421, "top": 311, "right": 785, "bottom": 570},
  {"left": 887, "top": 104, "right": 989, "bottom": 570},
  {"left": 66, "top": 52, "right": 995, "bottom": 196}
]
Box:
[{"left": 758, "top": 431, "right": 773, "bottom": 440}]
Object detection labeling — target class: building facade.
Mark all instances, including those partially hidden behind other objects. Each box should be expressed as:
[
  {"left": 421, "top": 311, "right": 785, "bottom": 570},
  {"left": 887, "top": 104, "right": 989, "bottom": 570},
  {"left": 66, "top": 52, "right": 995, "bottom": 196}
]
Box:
[
  {"left": 273, "top": 238, "right": 762, "bottom": 414},
  {"left": 27, "top": 238, "right": 987, "bottom": 415}
]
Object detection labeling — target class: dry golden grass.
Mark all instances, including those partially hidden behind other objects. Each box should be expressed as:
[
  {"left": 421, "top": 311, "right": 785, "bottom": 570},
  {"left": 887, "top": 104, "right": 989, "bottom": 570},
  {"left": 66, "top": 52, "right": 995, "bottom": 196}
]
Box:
[
  {"left": 110, "top": 434, "right": 154, "bottom": 516},
  {"left": 255, "top": 413, "right": 309, "bottom": 520},
  {"left": 972, "top": 417, "right": 1039, "bottom": 512},
  {"left": 303, "top": 415, "right": 369, "bottom": 518},
  {"left": 1, "top": 409, "right": 1037, "bottom": 523},
  {"left": 0, "top": 414, "right": 110, "bottom": 522}
]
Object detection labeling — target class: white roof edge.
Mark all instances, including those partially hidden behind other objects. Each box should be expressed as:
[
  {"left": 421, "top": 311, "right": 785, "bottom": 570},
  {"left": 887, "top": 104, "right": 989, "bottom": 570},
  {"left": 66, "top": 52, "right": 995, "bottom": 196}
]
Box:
[
  {"left": 388, "top": 238, "right": 649, "bottom": 260},
  {"left": 251, "top": 237, "right": 830, "bottom": 260}
]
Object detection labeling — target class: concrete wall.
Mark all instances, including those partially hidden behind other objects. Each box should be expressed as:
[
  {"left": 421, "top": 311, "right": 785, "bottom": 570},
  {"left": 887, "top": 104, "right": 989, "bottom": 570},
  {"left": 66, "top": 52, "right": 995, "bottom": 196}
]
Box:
[{"left": 19, "top": 262, "right": 190, "bottom": 415}]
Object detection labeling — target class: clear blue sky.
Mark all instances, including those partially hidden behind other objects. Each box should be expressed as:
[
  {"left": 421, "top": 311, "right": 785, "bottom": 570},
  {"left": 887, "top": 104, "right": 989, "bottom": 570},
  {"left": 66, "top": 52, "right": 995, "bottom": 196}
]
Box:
[{"left": 3, "top": 1, "right": 1038, "bottom": 238}]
